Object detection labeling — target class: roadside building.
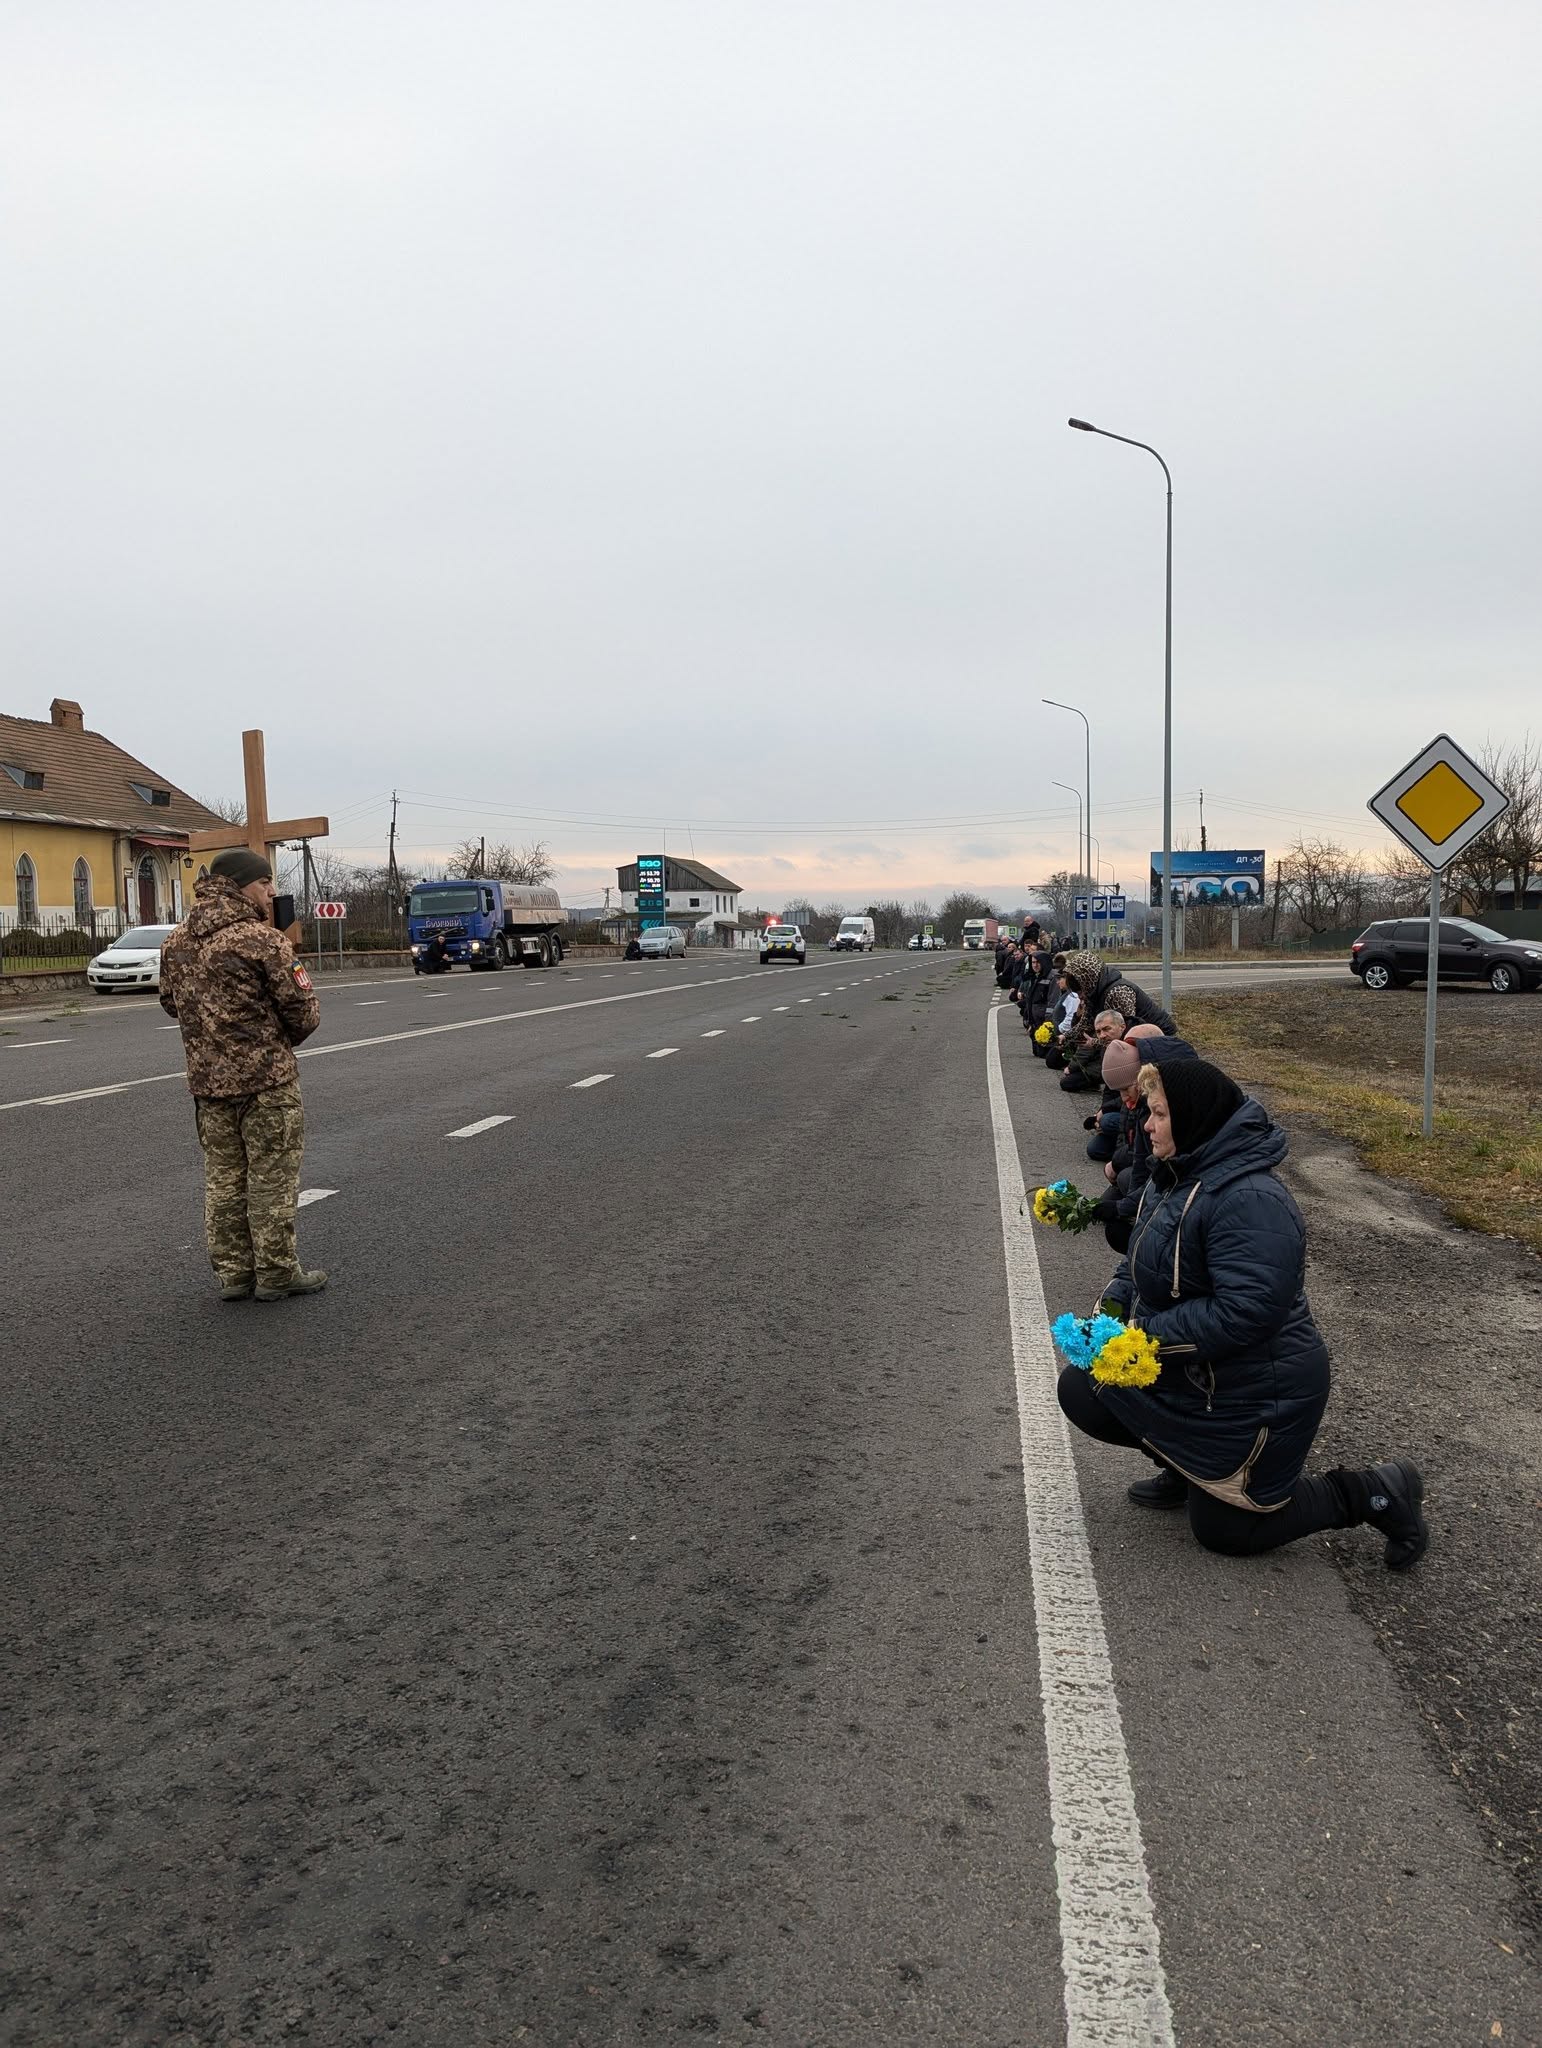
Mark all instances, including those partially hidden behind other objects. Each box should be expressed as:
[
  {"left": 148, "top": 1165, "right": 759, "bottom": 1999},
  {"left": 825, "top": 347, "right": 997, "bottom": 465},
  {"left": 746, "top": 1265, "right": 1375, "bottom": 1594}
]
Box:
[
  {"left": 616, "top": 856, "right": 745, "bottom": 940},
  {"left": 1, "top": 698, "right": 240, "bottom": 934}
]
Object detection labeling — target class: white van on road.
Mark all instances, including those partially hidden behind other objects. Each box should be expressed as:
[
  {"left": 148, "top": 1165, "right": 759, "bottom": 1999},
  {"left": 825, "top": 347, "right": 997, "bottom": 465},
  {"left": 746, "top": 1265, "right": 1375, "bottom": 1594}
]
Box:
[{"left": 832, "top": 914, "right": 876, "bottom": 953}]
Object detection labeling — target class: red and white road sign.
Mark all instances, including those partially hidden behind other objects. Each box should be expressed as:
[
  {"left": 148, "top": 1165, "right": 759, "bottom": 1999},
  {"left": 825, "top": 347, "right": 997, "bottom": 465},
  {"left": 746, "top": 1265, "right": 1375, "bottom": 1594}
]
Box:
[{"left": 314, "top": 901, "right": 348, "bottom": 919}]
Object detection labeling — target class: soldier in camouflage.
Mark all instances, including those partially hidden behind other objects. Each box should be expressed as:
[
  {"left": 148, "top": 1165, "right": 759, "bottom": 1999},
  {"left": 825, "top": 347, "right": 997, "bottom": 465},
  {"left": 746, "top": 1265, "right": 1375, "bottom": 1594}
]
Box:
[{"left": 160, "top": 849, "right": 326, "bottom": 1301}]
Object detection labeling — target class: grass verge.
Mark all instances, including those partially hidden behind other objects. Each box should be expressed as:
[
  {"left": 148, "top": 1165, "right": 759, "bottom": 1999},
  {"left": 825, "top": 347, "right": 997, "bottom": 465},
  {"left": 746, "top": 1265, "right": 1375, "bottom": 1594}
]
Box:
[{"left": 1176, "top": 988, "right": 1542, "bottom": 1257}]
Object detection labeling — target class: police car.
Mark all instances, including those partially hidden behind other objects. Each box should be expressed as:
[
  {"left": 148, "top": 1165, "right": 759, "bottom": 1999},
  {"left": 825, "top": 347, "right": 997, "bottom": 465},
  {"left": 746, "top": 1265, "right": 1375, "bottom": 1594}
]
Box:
[{"left": 760, "top": 924, "right": 807, "bottom": 965}]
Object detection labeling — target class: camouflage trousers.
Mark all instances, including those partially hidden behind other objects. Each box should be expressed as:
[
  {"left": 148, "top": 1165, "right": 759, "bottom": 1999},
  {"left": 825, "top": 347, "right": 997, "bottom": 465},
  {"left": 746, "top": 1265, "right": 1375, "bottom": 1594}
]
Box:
[{"left": 194, "top": 1080, "right": 306, "bottom": 1288}]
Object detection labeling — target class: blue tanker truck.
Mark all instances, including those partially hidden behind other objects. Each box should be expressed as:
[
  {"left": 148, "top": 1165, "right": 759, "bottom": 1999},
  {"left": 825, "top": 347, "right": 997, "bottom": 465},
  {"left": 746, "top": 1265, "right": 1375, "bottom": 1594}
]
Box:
[{"left": 407, "top": 879, "right": 568, "bottom": 972}]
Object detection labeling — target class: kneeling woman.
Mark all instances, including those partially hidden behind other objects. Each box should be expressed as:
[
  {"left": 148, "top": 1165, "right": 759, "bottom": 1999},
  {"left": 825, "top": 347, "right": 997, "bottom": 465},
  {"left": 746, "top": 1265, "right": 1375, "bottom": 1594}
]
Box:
[{"left": 1057, "top": 1058, "right": 1428, "bottom": 1568}]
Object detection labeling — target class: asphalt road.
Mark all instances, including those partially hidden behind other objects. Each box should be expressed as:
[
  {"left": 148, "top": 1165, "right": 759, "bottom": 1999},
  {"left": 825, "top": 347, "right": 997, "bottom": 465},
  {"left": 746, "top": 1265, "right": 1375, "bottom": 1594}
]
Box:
[{"left": 4, "top": 950, "right": 1536, "bottom": 2046}]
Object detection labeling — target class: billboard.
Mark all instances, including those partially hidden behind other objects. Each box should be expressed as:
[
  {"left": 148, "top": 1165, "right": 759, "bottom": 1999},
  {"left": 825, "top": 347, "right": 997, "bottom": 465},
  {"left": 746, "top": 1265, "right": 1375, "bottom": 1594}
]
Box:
[{"left": 1150, "top": 849, "right": 1265, "bottom": 908}]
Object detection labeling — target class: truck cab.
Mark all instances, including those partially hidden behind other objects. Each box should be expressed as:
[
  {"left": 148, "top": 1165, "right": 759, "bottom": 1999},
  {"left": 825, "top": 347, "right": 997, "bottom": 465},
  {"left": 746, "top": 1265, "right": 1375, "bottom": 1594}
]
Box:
[{"left": 407, "top": 880, "right": 568, "bottom": 971}]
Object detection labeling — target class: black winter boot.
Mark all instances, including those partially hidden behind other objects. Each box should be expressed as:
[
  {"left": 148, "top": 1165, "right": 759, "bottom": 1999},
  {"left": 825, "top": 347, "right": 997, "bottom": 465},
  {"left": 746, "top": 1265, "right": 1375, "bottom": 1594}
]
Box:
[
  {"left": 1127, "top": 1467, "right": 1189, "bottom": 1509},
  {"left": 1364, "top": 1459, "right": 1428, "bottom": 1570}
]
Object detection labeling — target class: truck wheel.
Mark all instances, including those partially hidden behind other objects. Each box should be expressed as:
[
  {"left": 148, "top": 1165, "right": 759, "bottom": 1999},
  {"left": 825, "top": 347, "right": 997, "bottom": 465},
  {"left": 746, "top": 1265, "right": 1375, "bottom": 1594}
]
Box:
[
  {"left": 492, "top": 937, "right": 507, "bottom": 969},
  {"left": 539, "top": 935, "right": 553, "bottom": 967},
  {"left": 551, "top": 934, "right": 564, "bottom": 963}
]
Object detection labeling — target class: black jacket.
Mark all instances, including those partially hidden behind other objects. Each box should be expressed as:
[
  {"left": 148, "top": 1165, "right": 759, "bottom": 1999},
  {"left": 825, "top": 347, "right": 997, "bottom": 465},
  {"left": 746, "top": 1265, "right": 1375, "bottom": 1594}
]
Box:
[{"left": 1099, "top": 1098, "right": 1331, "bottom": 1507}]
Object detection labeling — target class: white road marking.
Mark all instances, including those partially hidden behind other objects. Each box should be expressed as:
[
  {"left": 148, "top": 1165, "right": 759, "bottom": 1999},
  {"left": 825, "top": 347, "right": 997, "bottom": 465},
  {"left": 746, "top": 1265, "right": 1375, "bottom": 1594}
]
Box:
[
  {"left": 4, "top": 1039, "right": 69, "bottom": 1050},
  {"left": 797, "top": 997, "right": 811, "bottom": 1003},
  {"left": 570, "top": 1073, "right": 613, "bottom": 1089},
  {"left": 158, "top": 1023, "right": 181, "bottom": 1030},
  {"left": 447, "top": 1114, "right": 514, "bottom": 1138},
  {"left": 1, "top": 968, "right": 767, "bottom": 1115},
  {"left": 296, "top": 1187, "right": 337, "bottom": 1207},
  {"left": 700, "top": 1029, "right": 725, "bottom": 1037},
  {"left": 741, "top": 1016, "right": 760, "bottom": 1023},
  {"left": 357, "top": 1000, "right": 387, "bottom": 1006},
  {"left": 422, "top": 992, "right": 450, "bottom": 999},
  {"left": 647, "top": 1047, "right": 678, "bottom": 1059},
  {"left": 772, "top": 1005, "right": 789, "bottom": 1012},
  {"left": 985, "top": 1004, "right": 1174, "bottom": 2044}
]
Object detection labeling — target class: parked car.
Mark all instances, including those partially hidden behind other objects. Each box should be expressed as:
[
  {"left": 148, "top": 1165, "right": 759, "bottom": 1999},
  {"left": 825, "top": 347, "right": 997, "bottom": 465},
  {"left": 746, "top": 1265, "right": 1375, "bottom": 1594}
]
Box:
[
  {"left": 907, "top": 933, "right": 923, "bottom": 950},
  {"left": 87, "top": 925, "right": 176, "bottom": 993},
  {"left": 637, "top": 924, "right": 688, "bottom": 959},
  {"left": 760, "top": 924, "right": 806, "bottom": 965},
  {"left": 1350, "top": 917, "right": 1542, "bottom": 993}
]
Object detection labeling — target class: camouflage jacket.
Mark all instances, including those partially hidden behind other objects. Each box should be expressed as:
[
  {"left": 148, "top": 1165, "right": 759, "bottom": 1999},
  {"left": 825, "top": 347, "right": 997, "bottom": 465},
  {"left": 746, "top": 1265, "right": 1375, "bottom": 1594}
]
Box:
[{"left": 160, "top": 876, "right": 321, "bottom": 1097}]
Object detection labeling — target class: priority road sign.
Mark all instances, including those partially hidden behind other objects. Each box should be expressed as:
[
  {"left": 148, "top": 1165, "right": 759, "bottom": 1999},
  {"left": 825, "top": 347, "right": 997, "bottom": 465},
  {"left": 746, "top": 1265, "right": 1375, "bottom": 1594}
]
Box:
[
  {"left": 1368, "top": 733, "right": 1509, "bottom": 872},
  {"left": 1367, "top": 734, "right": 1510, "bottom": 1139}
]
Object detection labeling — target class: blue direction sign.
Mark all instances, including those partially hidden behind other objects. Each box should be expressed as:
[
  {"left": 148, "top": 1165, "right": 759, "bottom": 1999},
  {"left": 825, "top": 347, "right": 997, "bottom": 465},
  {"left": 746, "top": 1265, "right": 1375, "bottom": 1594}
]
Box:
[{"left": 636, "top": 853, "right": 666, "bottom": 930}]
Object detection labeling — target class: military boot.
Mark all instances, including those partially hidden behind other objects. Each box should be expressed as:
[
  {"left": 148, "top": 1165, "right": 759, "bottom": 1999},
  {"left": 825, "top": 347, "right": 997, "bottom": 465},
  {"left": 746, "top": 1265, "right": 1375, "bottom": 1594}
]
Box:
[
  {"left": 254, "top": 1269, "right": 329, "bottom": 1302},
  {"left": 219, "top": 1276, "right": 255, "bottom": 1302}
]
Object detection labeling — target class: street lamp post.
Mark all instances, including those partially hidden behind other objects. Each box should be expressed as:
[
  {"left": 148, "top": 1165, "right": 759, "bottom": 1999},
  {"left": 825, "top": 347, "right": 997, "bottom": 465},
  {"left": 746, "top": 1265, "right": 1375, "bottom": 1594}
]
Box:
[
  {"left": 1068, "top": 418, "right": 1174, "bottom": 1012},
  {"left": 1050, "top": 780, "right": 1082, "bottom": 937},
  {"left": 1043, "top": 697, "right": 1091, "bottom": 945}
]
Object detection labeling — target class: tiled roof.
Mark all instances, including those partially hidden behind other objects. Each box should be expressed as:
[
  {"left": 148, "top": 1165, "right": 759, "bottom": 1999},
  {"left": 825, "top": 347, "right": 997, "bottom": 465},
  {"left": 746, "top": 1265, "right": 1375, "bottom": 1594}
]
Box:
[
  {"left": 616, "top": 856, "right": 742, "bottom": 894},
  {"left": 0, "top": 705, "right": 229, "bottom": 838}
]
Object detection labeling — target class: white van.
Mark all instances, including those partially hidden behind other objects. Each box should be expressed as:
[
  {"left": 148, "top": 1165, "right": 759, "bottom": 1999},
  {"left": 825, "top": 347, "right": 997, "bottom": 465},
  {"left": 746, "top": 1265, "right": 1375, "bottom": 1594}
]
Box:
[{"left": 833, "top": 914, "right": 876, "bottom": 953}]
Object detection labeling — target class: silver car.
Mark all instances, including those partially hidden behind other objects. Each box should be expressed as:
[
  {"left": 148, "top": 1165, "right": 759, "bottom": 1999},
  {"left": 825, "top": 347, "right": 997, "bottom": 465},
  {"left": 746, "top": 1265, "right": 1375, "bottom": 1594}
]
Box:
[
  {"left": 638, "top": 924, "right": 688, "bottom": 958},
  {"left": 87, "top": 925, "right": 176, "bottom": 992}
]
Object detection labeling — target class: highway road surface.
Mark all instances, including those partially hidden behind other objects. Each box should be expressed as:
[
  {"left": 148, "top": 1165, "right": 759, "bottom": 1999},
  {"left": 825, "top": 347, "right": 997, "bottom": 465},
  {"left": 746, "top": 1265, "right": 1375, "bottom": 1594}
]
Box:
[{"left": 4, "top": 950, "right": 1536, "bottom": 2045}]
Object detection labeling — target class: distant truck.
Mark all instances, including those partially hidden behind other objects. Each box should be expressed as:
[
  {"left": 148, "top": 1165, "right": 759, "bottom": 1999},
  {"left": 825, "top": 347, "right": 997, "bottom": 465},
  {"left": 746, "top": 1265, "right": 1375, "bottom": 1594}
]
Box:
[
  {"left": 960, "top": 917, "right": 999, "bottom": 950},
  {"left": 407, "top": 879, "right": 568, "bottom": 972}
]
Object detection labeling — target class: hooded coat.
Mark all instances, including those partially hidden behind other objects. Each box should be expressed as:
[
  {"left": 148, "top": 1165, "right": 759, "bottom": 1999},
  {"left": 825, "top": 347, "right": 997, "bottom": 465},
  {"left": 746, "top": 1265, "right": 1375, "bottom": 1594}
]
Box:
[
  {"left": 160, "top": 875, "right": 321, "bottom": 1097},
  {"left": 1098, "top": 1095, "right": 1331, "bottom": 1508},
  {"left": 1060, "top": 950, "right": 1177, "bottom": 1038}
]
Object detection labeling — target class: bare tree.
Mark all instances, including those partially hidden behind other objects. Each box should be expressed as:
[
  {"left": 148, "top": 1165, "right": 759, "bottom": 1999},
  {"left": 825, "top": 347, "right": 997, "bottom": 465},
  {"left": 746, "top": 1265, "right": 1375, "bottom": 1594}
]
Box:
[
  {"left": 1279, "top": 836, "right": 1367, "bottom": 934},
  {"left": 197, "top": 794, "right": 246, "bottom": 824},
  {"left": 937, "top": 890, "right": 996, "bottom": 944},
  {"left": 449, "top": 837, "right": 556, "bottom": 885},
  {"left": 870, "top": 899, "right": 908, "bottom": 949},
  {"left": 1032, "top": 871, "right": 1090, "bottom": 937}
]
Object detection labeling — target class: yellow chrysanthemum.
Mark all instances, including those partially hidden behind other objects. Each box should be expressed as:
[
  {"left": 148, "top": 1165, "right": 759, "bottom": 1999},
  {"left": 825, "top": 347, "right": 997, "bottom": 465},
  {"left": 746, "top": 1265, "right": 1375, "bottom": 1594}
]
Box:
[
  {"left": 1031, "top": 1187, "right": 1054, "bottom": 1224},
  {"left": 1033, "top": 1022, "right": 1054, "bottom": 1045},
  {"left": 1090, "top": 1328, "right": 1161, "bottom": 1388}
]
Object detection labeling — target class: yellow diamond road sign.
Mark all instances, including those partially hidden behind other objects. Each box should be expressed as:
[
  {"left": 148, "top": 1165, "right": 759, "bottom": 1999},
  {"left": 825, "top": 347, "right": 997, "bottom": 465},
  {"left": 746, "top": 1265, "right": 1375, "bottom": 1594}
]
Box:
[{"left": 1368, "top": 734, "right": 1509, "bottom": 871}]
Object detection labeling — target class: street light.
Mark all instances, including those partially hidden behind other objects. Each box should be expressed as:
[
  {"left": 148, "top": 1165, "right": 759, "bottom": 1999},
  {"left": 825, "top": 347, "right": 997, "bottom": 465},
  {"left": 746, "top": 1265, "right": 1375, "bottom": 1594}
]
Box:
[
  {"left": 1051, "top": 780, "right": 1082, "bottom": 935},
  {"left": 1068, "top": 417, "right": 1174, "bottom": 1011},
  {"left": 1043, "top": 699, "right": 1091, "bottom": 943}
]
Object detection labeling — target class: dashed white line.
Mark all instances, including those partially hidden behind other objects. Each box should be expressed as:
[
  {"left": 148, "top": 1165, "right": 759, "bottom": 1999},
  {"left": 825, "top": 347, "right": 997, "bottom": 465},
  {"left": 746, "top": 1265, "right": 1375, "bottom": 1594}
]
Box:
[
  {"left": 701, "top": 1029, "right": 726, "bottom": 1038},
  {"left": 422, "top": 992, "right": 450, "bottom": 1000},
  {"left": 4, "top": 1039, "right": 69, "bottom": 1050},
  {"left": 797, "top": 997, "right": 811, "bottom": 1003},
  {"left": 447, "top": 1113, "right": 514, "bottom": 1138},
  {"left": 570, "top": 1073, "right": 613, "bottom": 1089},
  {"left": 647, "top": 1047, "right": 678, "bottom": 1059},
  {"left": 741, "top": 1016, "right": 761, "bottom": 1023},
  {"left": 986, "top": 1004, "right": 1174, "bottom": 2043},
  {"left": 357, "top": 1000, "right": 387, "bottom": 1006},
  {"left": 296, "top": 1187, "right": 337, "bottom": 1207}
]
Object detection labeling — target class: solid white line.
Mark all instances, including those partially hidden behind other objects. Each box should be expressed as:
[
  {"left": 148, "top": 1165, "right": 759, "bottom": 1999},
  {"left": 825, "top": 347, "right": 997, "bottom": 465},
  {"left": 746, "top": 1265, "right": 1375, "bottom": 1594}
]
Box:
[
  {"left": 1, "top": 967, "right": 765, "bottom": 1115},
  {"left": 570, "top": 1073, "right": 613, "bottom": 1088},
  {"left": 296, "top": 1187, "right": 337, "bottom": 1207},
  {"left": 700, "top": 1029, "right": 725, "bottom": 1037},
  {"left": 647, "top": 1047, "right": 678, "bottom": 1059},
  {"left": 985, "top": 1005, "right": 1173, "bottom": 2046},
  {"left": 447, "top": 1114, "right": 514, "bottom": 1138},
  {"left": 4, "top": 1039, "right": 69, "bottom": 1050}
]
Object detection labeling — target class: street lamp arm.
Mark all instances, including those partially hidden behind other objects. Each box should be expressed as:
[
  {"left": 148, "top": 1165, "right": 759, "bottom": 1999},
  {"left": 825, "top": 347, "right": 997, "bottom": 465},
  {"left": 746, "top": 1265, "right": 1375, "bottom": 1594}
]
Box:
[{"left": 1068, "top": 419, "right": 1172, "bottom": 491}]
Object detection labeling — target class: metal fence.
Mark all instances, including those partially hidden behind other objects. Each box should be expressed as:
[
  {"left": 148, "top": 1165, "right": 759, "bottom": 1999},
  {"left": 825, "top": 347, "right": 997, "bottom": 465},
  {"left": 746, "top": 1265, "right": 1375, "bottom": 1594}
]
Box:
[{"left": 0, "top": 907, "right": 131, "bottom": 974}]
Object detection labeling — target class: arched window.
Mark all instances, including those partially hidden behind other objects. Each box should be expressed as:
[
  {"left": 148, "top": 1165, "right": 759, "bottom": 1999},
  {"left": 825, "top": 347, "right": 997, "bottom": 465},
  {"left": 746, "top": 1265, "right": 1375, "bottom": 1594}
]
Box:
[
  {"left": 73, "top": 856, "right": 93, "bottom": 923},
  {"left": 15, "top": 853, "right": 38, "bottom": 926}
]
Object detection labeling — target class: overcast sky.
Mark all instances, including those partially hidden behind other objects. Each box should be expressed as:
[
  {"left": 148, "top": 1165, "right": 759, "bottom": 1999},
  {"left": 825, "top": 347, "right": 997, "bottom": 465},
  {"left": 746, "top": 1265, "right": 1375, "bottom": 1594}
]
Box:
[{"left": 4, "top": 2, "right": 1538, "bottom": 911}]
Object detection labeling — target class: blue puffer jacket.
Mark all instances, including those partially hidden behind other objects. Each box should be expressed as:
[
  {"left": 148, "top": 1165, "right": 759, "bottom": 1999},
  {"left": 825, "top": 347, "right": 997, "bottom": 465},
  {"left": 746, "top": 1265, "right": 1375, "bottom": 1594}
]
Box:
[{"left": 1098, "top": 1097, "right": 1330, "bottom": 1508}]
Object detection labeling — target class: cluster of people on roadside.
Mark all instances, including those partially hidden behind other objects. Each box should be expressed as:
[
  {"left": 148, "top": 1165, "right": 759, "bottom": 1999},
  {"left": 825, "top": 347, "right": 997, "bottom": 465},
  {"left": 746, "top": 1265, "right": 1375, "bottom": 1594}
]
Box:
[{"left": 1002, "top": 940, "right": 1430, "bottom": 1572}]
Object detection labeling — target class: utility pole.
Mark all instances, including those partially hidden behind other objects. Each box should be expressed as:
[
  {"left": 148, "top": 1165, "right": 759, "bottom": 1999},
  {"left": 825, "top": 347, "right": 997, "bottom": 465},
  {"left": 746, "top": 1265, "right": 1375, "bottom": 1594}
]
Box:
[
  {"left": 386, "top": 790, "right": 401, "bottom": 939},
  {"left": 301, "top": 839, "right": 317, "bottom": 914},
  {"left": 476, "top": 835, "right": 485, "bottom": 879},
  {"left": 1269, "top": 857, "right": 1284, "bottom": 944},
  {"left": 1199, "top": 788, "right": 1207, "bottom": 852}
]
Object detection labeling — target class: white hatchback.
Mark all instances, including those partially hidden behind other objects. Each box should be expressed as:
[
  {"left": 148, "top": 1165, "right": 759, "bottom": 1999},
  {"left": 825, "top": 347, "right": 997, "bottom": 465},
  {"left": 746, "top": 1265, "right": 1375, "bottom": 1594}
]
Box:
[{"left": 88, "top": 925, "right": 175, "bottom": 993}]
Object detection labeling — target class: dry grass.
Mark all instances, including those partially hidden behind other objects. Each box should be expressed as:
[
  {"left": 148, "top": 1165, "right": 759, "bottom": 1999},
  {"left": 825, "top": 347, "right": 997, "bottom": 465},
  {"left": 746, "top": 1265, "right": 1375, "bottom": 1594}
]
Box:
[{"left": 1175, "top": 982, "right": 1542, "bottom": 1256}]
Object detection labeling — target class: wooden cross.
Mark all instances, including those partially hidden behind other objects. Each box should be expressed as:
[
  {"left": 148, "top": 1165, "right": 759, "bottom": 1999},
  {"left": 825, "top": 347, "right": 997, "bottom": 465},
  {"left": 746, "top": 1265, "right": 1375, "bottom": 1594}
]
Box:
[{"left": 187, "top": 729, "right": 329, "bottom": 862}]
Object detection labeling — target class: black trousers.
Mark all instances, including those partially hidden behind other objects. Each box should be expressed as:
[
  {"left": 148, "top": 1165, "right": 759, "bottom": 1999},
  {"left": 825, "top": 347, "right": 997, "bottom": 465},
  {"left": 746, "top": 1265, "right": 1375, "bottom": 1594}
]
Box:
[{"left": 1057, "top": 1366, "right": 1361, "bottom": 1556}]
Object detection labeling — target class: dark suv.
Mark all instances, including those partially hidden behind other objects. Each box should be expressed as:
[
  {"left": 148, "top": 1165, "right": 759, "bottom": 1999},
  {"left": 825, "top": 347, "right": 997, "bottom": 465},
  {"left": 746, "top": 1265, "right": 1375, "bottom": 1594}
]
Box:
[{"left": 1350, "top": 917, "right": 1542, "bottom": 993}]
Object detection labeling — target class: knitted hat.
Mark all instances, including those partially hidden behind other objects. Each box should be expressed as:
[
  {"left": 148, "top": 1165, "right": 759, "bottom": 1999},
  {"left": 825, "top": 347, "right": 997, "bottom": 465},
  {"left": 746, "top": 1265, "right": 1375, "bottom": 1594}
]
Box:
[
  {"left": 1156, "top": 1057, "right": 1245, "bottom": 1154},
  {"left": 210, "top": 848, "right": 272, "bottom": 888},
  {"left": 1101, "top": 1038, "right": 1143, "bottom": 1090}
]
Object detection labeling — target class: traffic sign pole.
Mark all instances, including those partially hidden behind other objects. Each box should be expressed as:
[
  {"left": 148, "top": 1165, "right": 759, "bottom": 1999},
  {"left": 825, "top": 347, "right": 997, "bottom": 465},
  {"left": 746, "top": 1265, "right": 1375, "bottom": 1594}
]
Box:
[{"left": 1421, "top": 870, "right": 1441, "bottom": 1136}]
